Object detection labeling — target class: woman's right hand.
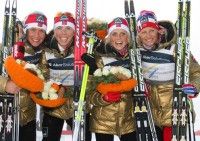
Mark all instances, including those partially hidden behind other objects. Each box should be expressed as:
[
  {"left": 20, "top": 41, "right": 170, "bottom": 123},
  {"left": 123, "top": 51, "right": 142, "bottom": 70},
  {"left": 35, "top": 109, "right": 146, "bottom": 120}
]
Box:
[{"left": 5, "top": 80, "right": 21, "bottom": 94}]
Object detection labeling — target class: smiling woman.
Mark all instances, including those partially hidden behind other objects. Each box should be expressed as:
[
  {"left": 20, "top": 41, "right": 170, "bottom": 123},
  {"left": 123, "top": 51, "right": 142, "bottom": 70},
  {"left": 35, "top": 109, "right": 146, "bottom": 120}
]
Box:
[
  {"left": 0, "top": 11, "right": 48, "bottom": 141},
  {"left": 53, "top": 12, "right": 75, "bottom": 49}
]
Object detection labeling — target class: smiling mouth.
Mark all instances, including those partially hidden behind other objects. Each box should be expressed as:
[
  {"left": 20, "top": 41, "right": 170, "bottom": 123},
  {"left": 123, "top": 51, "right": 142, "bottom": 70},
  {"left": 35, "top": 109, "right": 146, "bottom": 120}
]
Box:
[
  {"left": 60, "top": 38, "right": 68, "bottom": 42},
  {"left": 32, "top": 39, "right": 40, "bottom": 42},
  {"left": 115, "top": 41, "right": 123, "bottom": 45}
]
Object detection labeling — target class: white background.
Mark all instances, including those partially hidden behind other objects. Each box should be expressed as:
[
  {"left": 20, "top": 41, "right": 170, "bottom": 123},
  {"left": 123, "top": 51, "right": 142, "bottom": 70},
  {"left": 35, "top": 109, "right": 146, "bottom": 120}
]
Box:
[{"left": 0, "top": 0, "right": 200, "bottom": 140}]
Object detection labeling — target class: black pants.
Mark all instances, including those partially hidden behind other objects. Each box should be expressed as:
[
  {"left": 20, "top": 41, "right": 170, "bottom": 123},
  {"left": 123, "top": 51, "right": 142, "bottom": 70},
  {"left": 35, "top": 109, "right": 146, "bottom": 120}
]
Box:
[
  {"left": 95, "top": 126, "right": 163, "bottom": 141},
  {"left": 155, "top": 126, "right": 163, "bottom": 141},
  {"left": 42, "top": 113, "right": 91, "bottom": 141},
  {"left": 19, "top": 120, "right": 36, "bottom": 141},
  {"left": 95, "top": 131, "right": 137, "bottom": 141}
]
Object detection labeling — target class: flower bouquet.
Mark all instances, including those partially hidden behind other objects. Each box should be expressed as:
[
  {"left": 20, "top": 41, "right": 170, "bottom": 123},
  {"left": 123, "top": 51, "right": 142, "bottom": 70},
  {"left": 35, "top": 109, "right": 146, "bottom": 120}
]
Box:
[
  {"left": 93, "top": 66, "right": 137, "bottom": 95},
  {"left": 4, "top": 56, "right": 44, "bottom": 92},
  {"left": 4, "top": 56, "right": 67, "bottom": 108},
  {"left": 87, "top": 18, "right": 107, "bottom": 40},
  {"left": 30, "top": 81, "right": 67, "bottom": 108}
]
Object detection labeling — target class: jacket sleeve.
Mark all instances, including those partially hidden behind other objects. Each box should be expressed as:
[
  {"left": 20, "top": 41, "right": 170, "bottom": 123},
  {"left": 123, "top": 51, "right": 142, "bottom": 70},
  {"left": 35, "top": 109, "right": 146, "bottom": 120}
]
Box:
[
  {"left": 189, "top": 55, "right": 200, "bottom": 92},
  {"left": 0, "top": 76, "right": 9, "bottom": 93},
  {"left": 89, "top": 91, "right": 110, "bottom": 106}
]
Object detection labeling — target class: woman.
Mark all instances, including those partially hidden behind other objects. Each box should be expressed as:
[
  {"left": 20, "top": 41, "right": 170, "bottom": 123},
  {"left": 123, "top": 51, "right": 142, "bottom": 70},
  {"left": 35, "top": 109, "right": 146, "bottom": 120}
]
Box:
[
  {"left": 136, "top": 10, "right": 200, "bottom": 141},
  {"left": 0, "top": 12, "right": 47, "bottom": 141},
  {"left": 89, "top": 17, "right": 137, "bottom": 141},
  {"left": 41, "top": 12, "right": 91, "bottom": 141}
]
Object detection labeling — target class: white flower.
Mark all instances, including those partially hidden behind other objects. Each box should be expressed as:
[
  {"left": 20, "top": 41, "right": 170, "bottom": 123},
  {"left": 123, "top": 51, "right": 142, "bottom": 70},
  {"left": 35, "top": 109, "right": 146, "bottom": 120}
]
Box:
[
  {"left": 102, "top": 66, "right": 111, "bottom": 76},
  {"left": 93, "top": 66, "right": 132, "bottom": 84},
  {"left": 44, "top": 81, "right": 52, "bottom": 90},
  {"left": 106, "top": 66, "right": 132, "bottom": 79},
  {"left": 101, "top": 66, "right": 132, "bottom": 78},
  {"left": 24, "top": 63, "right": 37, "bottom": 70},
  {"left": 42, "top": 92, "right": 49, "bottom": 100},
  {"left": 110, "top": 67, "right": 118, "bottom": 74},
  {"left": 117, "top": 66, "right": 123, "bottom": 71},
  {"left": 41, "top": 81, "right": 60, "bottom": 100},
  {"left": 49, "top": 93, "right": 58, "bottom": 100},
  {"left": 93, "top": 68, "right": 102, "bottom": 77},
  {"left": 41, "top": 82, "right": 51, "bottom": 99},
  {"left": 118, "top": 66, "right": 132, "bottom": 79},
  {"left": 17, "top": 60, "right": 45, "bottom": 80},
  {"left": 15, "top": 59, "right": 61, "bottom": 100},
  {"left": 123, "top": 69, "right": 132, "bottom": 79}
]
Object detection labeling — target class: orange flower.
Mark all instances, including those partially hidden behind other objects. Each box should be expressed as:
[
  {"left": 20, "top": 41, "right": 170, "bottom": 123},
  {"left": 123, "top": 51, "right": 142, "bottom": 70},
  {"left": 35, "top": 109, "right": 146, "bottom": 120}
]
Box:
[
  {"left": 95, "top": 30, "right": 107, "bottom": 40},
  {"left": 96, "top": 78, "right": 137, "bottom": 95},
  {"left": 4, "top": 56, "right": 44, "bottom": 92}
]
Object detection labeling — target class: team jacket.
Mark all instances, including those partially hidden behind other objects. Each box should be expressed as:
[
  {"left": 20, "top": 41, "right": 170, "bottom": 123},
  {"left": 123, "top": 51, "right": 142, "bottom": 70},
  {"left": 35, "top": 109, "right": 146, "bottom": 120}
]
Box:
[
  {"left": 0, "top": 41, "right": 44, "bottom": 126},
  {"left": 139, "top": 21, "right": 200, "bottom": 127},
  {"left": 89, "top": 46, "right": 136, "bottom": 136},
  {"left": 40, "top": 43, "right": 74, "bottom": 120}
]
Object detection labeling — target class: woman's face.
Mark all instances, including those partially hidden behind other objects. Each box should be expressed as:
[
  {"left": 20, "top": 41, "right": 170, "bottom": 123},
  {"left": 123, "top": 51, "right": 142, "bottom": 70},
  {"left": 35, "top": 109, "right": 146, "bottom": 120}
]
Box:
[
  {"left": 27, "top": 28, "right": 46, "bottom": 47},
  {"left": 109, "top": 29, "right": 129, "bottom": 51},
  {"left": 138, "top": 27, "right": 159, "bottom": 50},
  {"left": 54, "top": 26, "right": 74, "bottom": 50}
]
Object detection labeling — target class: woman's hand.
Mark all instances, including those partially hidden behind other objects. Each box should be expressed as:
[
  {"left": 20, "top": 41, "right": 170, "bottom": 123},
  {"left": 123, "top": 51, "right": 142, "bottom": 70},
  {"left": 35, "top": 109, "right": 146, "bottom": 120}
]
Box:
[
  {"left": 5, "top": 80, "right": 21, "bottom": 94},
  {"left": 182, "top": 84, "right": 199, "bottom": 98},
  {"left": 103, "top": 91, "right": 121, "bottom": 103},
  {"left": 57, "top": 86, "right": 65, "bottom": 98}
]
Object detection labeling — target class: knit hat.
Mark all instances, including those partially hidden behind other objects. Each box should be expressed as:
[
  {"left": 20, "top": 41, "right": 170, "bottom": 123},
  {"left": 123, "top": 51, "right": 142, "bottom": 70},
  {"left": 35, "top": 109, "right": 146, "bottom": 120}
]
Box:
[
  {"left": 24, "top": 12, "right": 47, "bottom": 33},
  {"left": 107, "top": 17, "right": 130, "bottom": 35},
  {"left": 137, "top": 10, "right": 160, "bottom": 33},
  {"left": 54, "top": 13, "right": 75, "bottom": 30}
]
